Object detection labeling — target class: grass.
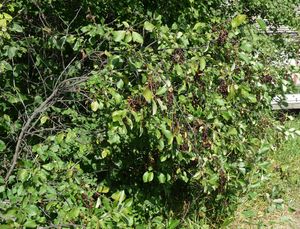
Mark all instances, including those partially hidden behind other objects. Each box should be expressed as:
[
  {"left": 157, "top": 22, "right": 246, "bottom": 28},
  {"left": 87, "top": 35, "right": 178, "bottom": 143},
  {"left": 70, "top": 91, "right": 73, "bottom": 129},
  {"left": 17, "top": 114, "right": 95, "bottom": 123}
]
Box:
[{"left": 231, "top": 115, "right": 300, "bottom": 228}]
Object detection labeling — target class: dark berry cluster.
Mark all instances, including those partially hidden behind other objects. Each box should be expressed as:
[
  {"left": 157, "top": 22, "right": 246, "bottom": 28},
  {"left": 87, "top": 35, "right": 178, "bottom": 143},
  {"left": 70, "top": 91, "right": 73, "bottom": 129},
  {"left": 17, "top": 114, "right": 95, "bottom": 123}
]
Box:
[
  {"left": 261, "top": 74, "right": 274, "bottom": 84},
  {"left": 218, "top": 29, "right": 228, "bottom": 45},
  {"left": 167, "top": 90, "right": 174, "bottom": 106},
  {"left": 171, "top": 48, "right": 185, "bottom": 64},
  {"left": 218, "top": 79, "right": 228, "bottom": 97},
  {"left": 127, "top": 96, "right": 146, "bottom": 111},
  {"left": 202, "top": 128, "right": 211, "bottom": 149}
]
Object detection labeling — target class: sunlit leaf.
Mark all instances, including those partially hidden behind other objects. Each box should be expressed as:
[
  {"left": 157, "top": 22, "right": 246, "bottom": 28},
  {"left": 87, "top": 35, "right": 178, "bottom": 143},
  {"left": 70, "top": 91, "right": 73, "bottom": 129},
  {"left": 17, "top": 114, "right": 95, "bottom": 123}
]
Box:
[
  {"left": 40, "top": 115, "right": 49, "bottom": 125},
  {"left": 257, "top": 18, "right": 267, "bottom": 30},
  {"left": 143, "top": 87, "right": 153, "bottom": 103},
  {"left": 144, "top": 21, "right": 155, "bottom": 32},
  {"left": 0, "top": 140, "right": 6, "bottom": 152},
  {"left": 113, "top": 30, "right": 126, "bottom": 42},
  {"left": 231, "top": 14, "right": 247, "bottom": 28},
  {"left": 200, "top": 57, "right": 206, "bottom": 71},
  {"left": 91, "top": 101, "right": 100, "bottom": 112},
  {"left": 132, "top": 31, "right": 143, "bottom": 44}
]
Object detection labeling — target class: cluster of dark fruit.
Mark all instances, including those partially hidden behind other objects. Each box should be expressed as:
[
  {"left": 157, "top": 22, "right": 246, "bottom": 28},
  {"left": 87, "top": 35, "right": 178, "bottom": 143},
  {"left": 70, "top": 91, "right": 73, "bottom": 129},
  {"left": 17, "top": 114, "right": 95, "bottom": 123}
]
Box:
[
  {"left": 261, "top": 74, "right": 274, "bottom": 84},
  {"left": 192, "top": 119, "right": 203, "bottom": 132},
  {"left": 202, "top": 127, "right": 211, "bottom": 149},
  {"left": 167, "top": 90, "right": 174, "bottom": 107},
  {"left": 256, "top": 94, "right": 261, "bottom": 102},
  {"left": 218, "top": 79, "right": 228, "bottom": 97},
  {"left": 194, "top": 69, "right": 204, "bottom": 82},
  {"left": 89, "top": 51, "right": 108, "bottom": 69},
  {"left": 127, "top": 96, "right": 146, "bottom": 111},
  {"left": 218, "top": 29, "right": 228, "bottom": 45},
  {"left": 194, "top": 70, "right": 206, "bottom": 90},
  {"left": 81, "top": 193, "right": 95, "bottom": 209},
  {"left": 147, "top": 77, "right": 159, "bottom": 92},
  {"left": 179, "top": 143, "right": 189, "bottom": 152},
  {"left": 218, "top": 169, "right": 227, "bottom": 194},
  {"left": 171, "top": 48, "right": 185, "bottom": 64},
  {"left": 192, "top": 94, "right": 200, "bottom": 107}
]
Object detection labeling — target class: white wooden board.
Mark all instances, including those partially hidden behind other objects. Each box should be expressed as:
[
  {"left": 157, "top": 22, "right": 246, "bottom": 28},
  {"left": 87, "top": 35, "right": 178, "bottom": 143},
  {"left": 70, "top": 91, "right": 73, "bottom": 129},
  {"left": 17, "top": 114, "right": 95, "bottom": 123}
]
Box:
[{"left": 271, "top": 94, "right": 300, "bottom": 110}]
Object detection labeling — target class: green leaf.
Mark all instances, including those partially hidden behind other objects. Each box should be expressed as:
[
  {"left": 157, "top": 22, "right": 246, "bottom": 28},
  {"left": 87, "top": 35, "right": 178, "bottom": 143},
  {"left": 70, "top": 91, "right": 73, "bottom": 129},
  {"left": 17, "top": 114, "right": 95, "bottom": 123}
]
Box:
[
  {"left": 113, "top": 30, "right": 126, "bottom": 42},
  {"left": 132, "top": 31, "right": 143, "bottom": 44},
  {"left": 42, "top": 163, "right": 53, "bottom": 171},
  {"left": 193, "top": 22, "right": 205, "bottom": 31},
  {"left": 240, "top": 41, "right": 252, "bottom": 52},
  {"left": 112, "top": 190, "right": 126, "bottom": 202},
  {"left": 3, "top": 13, "right": 12, "bottom": 21},
  {"left": 239, "top": 52, "right": 250, "bottom": 63},
  {"left": 12, "top": 23, "right": 23, "bottom": 32},
  {"left": 167, "top": 219, "right": 180, "bottom": 229},
  {"left": 248, "top": 94, "right": 257, "bottom": 103},
  {"left": 24, "top": 220, "right": 37, "bottom": 228},
  {"left": 124, "top": 32, "right": 132, "bottom": 43},
  {"left": 148, "top": 172, "right": 154, "bottom": 182},
  {"left": 0, "top": 140, "right": 6, "bottom": 152},
  {"left": 122, "top": 21, "right": 130, "bottom": 28},
  {"left": 143, "top": 171, "right": 154, "bottom": 183},
  {"left": 0, "top": 19, "right": 7, "bottom": 28},
  {"left": 55, "top": 133, "right": 65, "bottom": 144},
  {"left": 143, "top": 171, "right": 149, "bottom": 183},
  {"left": 98, "top": 185, "right": 110, "bottom": 193},
  {"left": 69, "top": 207, "right": 80, "bottom": 219},
  {"left": 161, "top": 126, "right": 173, "bottom": 145},
  {"left": 8, "top": 47, "right": 17, "bottom": 59},
  {"left": 257, "top": 18, "right": 267, "bottom": 30},
  {"left": 101, "top": 148, "right": 110, "bottom": 159},
  {"left": 18, "top": 169, "right": 29, "bottom": 182},
  {"left": 160, "top": 155, "right": 167, "bottom": 162},
  {"left": 144, "top": 21, "right": 155, "bottom": 32},
  {"left": 175, "top": 64, "right": 183, "bottom": 75},
  {"left": 175, "top": 134, "right": 183, "bottom": 145},
  {"left": 228, "top": 128, "right": 238, "bottom": 136},
  {"left": 143, "top": 88, "right": 153, "bottom": 103},
  {"left": 40, "top": 115, "right": 49, "bottom": 125},
  {"left": 0, "top": 185, "right": 5, "bottom": 193},
  {"left": 91, "top": 101, "right": 100, "bottom": 112},
  {"left": 26, "top": 205, "right": 40, "bottom": 217},
  {"left": 116, "top": 79, "right": 124, "bottom": 89},
  {"left": 158, "top": 173, "right": 166, "bottom": 183},
  {"left": 231, "top": 14, "right": 247, "bottom": 28},
  {"left": 112, "top": 110, "right": 127, "bottom": 122},
  {"left": 152, "top": 100, "right": 157, "bottom": 115},
  {"left": 215, "top": 98, "right": 225, "bottom": 106},
  {"left": 242, "top": 210, "right": 256, "bottom": 218},
  {"left": 200, "top": 57, "right": 206, "bottom": 71},
  {"left": 222, "top": 111, "right": 232, "bottom": 121},
  {"left": 156, "top": 86, "right": 167, "bottom": 96}
]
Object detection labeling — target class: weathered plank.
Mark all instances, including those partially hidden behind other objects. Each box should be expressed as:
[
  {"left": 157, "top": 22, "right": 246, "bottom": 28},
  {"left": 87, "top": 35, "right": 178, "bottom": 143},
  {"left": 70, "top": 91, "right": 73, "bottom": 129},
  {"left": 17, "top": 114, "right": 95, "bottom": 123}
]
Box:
[{"left": 271, "top": 94, "right": 300, "bottom": 110}]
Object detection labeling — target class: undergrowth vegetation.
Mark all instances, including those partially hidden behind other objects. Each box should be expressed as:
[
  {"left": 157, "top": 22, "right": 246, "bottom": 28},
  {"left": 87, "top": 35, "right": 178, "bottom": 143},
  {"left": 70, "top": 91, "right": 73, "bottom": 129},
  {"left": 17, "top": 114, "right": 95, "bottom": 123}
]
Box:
[
  {"left": 232, "top": 115, "right": 300, "bottom": 228},
  {"left": 0, "top": 0, "right": 300, "bottom": 227}
]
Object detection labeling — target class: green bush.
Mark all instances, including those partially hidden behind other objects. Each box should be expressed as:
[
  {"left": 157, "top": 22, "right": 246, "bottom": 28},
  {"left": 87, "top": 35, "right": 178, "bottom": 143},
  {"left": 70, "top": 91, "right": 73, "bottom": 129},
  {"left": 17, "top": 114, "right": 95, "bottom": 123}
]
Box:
[{"left": 0, "top": 0, "right": 299, "bottom": 227}]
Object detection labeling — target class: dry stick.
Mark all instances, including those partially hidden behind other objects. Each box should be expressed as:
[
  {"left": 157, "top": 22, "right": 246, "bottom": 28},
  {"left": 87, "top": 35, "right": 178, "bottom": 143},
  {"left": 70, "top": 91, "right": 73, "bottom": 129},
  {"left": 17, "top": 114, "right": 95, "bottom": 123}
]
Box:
[
  {"left": 5, "top": 88, "right": 59, "bottom": 182},
  {"left": 4, "top": 74, "right": 90, "bottom": 182}
]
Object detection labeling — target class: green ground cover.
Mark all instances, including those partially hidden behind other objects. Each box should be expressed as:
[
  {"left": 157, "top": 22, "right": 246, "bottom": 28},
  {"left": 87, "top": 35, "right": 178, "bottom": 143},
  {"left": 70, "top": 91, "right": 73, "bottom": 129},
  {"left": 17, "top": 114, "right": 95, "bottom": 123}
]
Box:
[{"left": 232, "top": 115, "right": 300, "bottom": 228}]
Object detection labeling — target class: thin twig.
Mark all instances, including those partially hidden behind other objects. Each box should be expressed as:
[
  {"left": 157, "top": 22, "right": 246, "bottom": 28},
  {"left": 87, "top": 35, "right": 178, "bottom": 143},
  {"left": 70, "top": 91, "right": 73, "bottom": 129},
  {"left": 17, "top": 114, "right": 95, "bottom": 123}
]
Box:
[{"left": 5, "top": 88, "right": 59, "bottom": 182}]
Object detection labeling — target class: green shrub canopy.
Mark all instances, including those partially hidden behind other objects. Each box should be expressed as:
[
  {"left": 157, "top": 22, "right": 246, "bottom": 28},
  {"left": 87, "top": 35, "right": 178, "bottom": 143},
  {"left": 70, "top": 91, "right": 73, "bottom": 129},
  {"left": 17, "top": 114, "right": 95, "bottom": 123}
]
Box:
[{"left": 0, "top": 0, "right": 299, "bottom": 227}]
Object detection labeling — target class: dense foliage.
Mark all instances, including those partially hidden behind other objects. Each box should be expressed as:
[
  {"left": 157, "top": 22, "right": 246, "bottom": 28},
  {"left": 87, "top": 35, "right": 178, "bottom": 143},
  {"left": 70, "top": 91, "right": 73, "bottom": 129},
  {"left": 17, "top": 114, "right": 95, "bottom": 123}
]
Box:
[{"left": 0, "top": 0, "right": 299, "bottom": 227}]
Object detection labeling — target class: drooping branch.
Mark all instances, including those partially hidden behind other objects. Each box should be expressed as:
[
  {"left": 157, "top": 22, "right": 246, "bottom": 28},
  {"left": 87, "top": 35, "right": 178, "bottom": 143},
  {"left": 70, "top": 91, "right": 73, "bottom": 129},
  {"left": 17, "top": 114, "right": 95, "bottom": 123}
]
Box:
[
  {"left": 5, "top": 88, "right": 58, "bottom": 182},
  {"left": 4, "top": 73, "right": 90, "bottom": 182}
]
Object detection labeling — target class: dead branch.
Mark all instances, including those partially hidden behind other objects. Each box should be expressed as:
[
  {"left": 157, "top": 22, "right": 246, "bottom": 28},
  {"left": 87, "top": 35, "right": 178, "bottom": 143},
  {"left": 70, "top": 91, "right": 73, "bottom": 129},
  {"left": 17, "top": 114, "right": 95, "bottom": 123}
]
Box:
[
  {"left": 5, "top": 88, "right": 59, "bottom": 182},
  {"left": 4, "top": 73, "right": 90, "bottom": 183}
]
